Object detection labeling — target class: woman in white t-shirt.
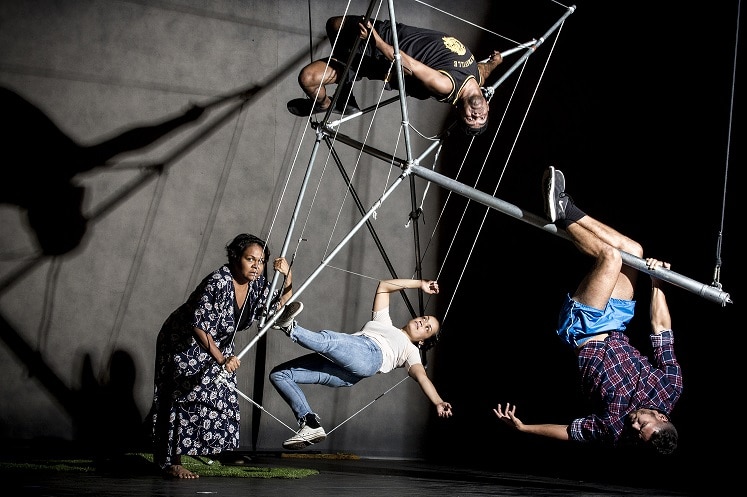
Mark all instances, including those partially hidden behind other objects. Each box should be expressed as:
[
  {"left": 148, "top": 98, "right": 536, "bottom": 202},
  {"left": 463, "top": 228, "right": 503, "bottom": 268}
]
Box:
[{"left": 269, "top": 278, "right": 451, "bottom": 450}]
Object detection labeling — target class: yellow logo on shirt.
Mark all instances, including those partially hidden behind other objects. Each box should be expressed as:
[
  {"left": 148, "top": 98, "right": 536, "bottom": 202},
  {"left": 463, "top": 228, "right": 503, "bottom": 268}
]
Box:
[{"left": 442, "top": 36, "right": 466, "bottom": 55}]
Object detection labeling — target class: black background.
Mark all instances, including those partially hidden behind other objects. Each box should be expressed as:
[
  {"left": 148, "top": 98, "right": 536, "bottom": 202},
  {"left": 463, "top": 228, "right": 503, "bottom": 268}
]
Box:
[{"left": 426, "top": 1, "right": 742, "bottom": 492}]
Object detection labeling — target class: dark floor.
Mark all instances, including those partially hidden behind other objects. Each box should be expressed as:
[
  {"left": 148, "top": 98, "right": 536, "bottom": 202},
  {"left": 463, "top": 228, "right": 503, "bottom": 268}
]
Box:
[{"left": 2, "top": 440, "right": 708, "bottom": 497}]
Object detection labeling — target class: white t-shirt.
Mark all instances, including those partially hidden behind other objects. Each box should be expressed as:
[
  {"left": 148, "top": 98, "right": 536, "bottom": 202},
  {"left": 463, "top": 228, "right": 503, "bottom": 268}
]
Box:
[{"left": 354, "top": 307, "right": 422, "bottom": 374}]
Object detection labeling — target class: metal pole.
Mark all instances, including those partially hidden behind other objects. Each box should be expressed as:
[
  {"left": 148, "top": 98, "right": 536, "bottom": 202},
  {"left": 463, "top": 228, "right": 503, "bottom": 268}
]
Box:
[
  {"left": 235, "top": 168, "right": 413, "bottom": 358},
  {"left": 410, "top": 164, "right": 732, "bottom": 306},
  {"left": 485, "top": 5, "right": 576, "bottom": 94},
  {"left": 236, "top": 128, "right": 325, "bottom": 360}
]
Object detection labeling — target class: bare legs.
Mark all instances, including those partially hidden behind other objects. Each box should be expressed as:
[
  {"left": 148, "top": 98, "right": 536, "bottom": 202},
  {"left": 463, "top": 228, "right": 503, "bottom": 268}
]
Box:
[
  {"left": 566, "top": 214, "right": 643, "bottom": 310},
  {"left": 297, "top": 60, "right": 342, "bottom": 110},
  {"left": 296, "top": 15, "right": 354, "bottom": 109}
]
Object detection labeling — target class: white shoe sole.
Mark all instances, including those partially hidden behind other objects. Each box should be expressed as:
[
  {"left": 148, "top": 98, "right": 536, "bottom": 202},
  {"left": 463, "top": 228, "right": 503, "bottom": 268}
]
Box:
[
  {"left": 545, "top": 166, "right": 557, "bottom": 222},
  {"left": 282, "top": 431, "right": 326, "bottom": 450}
]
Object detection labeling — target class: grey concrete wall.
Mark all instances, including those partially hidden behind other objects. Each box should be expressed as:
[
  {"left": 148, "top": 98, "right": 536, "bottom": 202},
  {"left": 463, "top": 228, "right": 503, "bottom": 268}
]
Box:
[{"left": 0, "top": 0, "right": 495, "bottom": 458}]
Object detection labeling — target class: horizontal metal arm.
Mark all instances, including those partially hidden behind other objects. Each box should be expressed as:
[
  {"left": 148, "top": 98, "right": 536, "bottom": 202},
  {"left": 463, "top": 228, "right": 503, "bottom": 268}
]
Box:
[{"left": 410, "top": 164, "right": 732, "bottom": 306}]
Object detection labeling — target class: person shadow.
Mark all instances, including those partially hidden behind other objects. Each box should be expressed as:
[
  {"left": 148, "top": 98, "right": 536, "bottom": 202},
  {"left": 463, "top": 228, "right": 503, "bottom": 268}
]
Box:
[
  {"left": 75, "top": 349, "right": 153, "bottom": 472},
  {"left": 0, "top": 86, "right": 205, "bottom": 256}
]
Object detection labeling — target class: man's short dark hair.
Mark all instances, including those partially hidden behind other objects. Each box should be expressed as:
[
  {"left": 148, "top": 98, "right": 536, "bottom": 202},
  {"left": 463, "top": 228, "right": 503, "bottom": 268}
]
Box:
[
  {"left": 650, "top": 424, "right": 678, "bottom": 455},
  {"left": 460, "top": 119, "right": 488, "bottom": 137}
]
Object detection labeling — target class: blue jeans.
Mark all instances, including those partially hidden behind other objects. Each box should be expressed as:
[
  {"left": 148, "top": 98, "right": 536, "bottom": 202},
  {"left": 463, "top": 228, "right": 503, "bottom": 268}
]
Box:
[{"left": 269, "top": 324, "right": 384, "bottom": 423}]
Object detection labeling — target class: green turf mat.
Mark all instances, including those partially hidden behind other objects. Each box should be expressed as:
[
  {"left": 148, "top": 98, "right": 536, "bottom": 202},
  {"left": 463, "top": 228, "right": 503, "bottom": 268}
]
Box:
[{"left": 0, "top": 452, "right": 318, "bottom": 479}]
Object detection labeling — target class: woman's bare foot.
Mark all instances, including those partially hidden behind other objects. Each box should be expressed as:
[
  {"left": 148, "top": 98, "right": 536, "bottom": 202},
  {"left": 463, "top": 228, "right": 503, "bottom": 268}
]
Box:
[{"left": 163, "top": 464, "right": 199, "bottom": 479}]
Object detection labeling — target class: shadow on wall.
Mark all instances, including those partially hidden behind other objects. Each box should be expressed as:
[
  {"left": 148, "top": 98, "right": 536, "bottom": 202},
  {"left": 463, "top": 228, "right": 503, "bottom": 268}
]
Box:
[
  {"left": 75, "top": 349, "right": 150, "bottom": 461},
  {"left": 0, "top": 310, "right": 149, "bottom": 456},
  {"left": 0, "top": 86, "right": 205, "bottom": 256}
]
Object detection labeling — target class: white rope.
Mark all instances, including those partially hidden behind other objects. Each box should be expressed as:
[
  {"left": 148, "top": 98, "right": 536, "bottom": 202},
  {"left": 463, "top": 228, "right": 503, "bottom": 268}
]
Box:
[
  {"left": 249, "top": 0, "right": 573, "bottom": 436},
  {"left": 420, "top": 11, "right": 568, "bottom": 328},
  {"left": 412, "top": 0, "right": 522, "bottom": 44},
  {"left": 326, "top": 375, "right": 411, "bottom": 435},
  {"left": 285, "top": 1, "right": 393, "bottom": 263},
  {"left": 266, "top": 0, "right": 362, "bottom": 275},
  {"left": 214, "top": 370, "right": 297, "bottom": 434}
]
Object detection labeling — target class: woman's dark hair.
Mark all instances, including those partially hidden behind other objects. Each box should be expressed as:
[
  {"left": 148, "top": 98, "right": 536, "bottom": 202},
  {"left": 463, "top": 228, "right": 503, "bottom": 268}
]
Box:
[
  {"left": 226, "top": 233, "right": 270, "bottom": 264},
  {"left": 419, "top": 328, "right": 442, "bottom": 352}
]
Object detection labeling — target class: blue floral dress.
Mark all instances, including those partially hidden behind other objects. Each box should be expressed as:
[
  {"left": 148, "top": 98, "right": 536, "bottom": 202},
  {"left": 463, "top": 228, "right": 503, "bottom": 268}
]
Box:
[{"left": 151, "top": 265, "right": 273, "bottom": 468}]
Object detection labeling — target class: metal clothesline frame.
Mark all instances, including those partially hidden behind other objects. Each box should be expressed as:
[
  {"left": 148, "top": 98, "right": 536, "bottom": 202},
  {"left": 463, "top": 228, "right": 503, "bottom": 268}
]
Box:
[
  {"left": 239, "top": 0, "right": 581, "bottom": 359},
  {"left": 237, "top": 0, "right": 729, "bottom": 365},
  {"left": 225, "top": 0, "right": 731, "bottom": 450}
]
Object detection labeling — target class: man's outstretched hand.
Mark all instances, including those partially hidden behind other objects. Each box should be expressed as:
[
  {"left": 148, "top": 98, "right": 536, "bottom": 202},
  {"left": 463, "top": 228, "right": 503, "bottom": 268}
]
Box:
[{"left": 493, "top": 402, "right": 524, "bottom": 431}]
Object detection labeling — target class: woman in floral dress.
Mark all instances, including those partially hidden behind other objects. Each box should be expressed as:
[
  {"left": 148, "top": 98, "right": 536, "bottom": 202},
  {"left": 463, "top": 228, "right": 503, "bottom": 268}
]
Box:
[{"left": 150, "top": 233, "right": 293, "bottom": 478}]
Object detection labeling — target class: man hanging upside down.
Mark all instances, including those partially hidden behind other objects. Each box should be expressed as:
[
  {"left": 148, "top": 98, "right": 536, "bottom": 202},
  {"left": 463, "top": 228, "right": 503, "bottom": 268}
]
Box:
[
  {"left": 288, "top": 15, "right": 504, "bottom": 136},
  {"left": 494, "top": 166, "right": 683, "bottom": 455}
]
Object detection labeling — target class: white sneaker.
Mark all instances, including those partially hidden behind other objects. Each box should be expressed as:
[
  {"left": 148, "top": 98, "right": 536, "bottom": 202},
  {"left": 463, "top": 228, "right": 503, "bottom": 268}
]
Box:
[
  {"left": 283, "top": 417, "right": 326, "bottom": 450},
  {"left": 271, "top": 301, "right": 303, "bottom": 335}
]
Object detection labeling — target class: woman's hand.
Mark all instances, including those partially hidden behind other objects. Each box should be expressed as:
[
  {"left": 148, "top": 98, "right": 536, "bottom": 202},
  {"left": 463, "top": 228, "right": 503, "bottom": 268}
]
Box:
[
  {"left": 437, "top": 401, "right": 453, "bottom": 418},
  {"left": 222, "top": 355, "right": 241, "bottom": 373},
  {"left": 273, "top": 257, "right": 290, "bottom": 276},
  {"left": 421, "top": 280, "right": 439, "bottom": 295}
]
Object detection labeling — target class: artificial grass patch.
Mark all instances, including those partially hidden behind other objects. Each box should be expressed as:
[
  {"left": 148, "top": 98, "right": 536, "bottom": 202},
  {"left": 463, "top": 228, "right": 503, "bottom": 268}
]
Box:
[
  {"left": 0, "top": 459, "right": 96, "bottom": 474},
  {"left": 0, "top": 452, "right": 318, "bottom": 479}
]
